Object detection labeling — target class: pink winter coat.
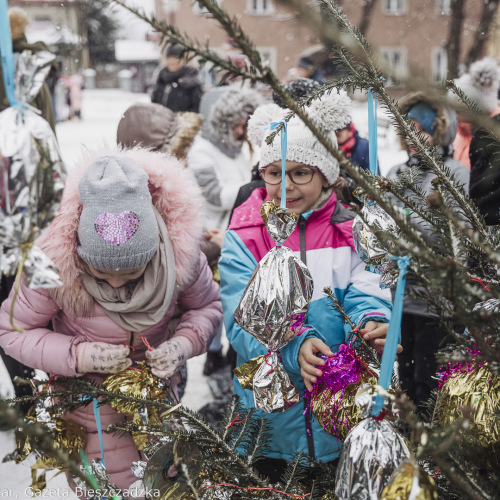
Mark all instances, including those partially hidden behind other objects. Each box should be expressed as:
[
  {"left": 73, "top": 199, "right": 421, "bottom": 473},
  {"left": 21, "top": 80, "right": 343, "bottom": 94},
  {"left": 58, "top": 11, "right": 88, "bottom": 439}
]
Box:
[{"left": 0, "top": 147, "right": 222, "bottom": 492}]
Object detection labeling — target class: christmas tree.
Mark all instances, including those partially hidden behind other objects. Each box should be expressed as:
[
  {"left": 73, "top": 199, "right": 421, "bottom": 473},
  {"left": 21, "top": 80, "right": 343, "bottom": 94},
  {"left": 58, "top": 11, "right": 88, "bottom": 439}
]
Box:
[{"left": 2, "top": 0, "right": 499, "bottom": 498}]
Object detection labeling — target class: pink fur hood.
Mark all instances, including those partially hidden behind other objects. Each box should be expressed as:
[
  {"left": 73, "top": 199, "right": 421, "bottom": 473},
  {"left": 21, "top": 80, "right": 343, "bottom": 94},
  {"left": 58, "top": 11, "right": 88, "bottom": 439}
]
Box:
[{"left": 37, "top": 147, "right": 203, "bottom": 317}]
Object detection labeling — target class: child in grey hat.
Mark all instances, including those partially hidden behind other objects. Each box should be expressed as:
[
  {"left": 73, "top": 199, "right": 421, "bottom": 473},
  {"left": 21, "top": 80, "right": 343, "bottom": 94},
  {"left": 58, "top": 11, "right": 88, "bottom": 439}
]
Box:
[{"left": 0, "top": 148, "right": 222, "bottom": 491}]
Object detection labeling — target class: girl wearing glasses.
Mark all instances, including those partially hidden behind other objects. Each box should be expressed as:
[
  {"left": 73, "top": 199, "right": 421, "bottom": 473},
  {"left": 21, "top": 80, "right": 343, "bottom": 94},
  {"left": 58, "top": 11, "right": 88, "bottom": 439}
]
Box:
[{"left": 218, "top": 91, "right": 397, "bottom": 481}]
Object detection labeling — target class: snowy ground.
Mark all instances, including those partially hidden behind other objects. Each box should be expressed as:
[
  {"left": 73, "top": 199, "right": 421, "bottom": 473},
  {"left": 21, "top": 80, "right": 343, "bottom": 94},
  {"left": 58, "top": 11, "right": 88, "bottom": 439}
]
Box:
[{"left": 0, "top": 88, "right": 407, "bottom": 496}]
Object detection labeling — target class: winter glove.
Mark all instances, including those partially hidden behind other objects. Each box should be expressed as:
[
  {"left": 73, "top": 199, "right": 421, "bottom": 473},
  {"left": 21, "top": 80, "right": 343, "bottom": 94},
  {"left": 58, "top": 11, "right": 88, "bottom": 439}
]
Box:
[
  {"left": 76, "top": 342, "right": 132, "bottom": 374},
  {"left": 145, "top": 336, "right": 193, "bottom": 379}
]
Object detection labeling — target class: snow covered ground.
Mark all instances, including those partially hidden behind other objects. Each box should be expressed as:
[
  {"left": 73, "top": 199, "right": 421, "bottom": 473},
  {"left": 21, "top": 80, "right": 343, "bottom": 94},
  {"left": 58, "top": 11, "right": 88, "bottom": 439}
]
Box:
[{"left": 0, "top": 87, "right": 407, "bottom": 496}]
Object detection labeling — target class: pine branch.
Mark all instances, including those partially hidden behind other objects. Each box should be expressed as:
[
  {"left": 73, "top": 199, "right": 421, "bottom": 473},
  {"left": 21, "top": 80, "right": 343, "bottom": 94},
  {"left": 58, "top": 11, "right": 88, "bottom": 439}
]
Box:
[{"left": 0, "top": 400, "right": 95, "bottom": 489}]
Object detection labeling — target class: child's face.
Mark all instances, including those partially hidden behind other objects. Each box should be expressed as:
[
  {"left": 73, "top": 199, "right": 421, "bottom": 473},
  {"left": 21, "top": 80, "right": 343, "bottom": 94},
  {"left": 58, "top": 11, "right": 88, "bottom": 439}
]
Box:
[
  {"left": 407, "top": 119, "right": 433, "bottom": 154},
  {"left": 263, "top": 160, "right": 329, "bottom": 214},
  {"left": 87, "top": 264, "right": 148, "bottom": 288}
]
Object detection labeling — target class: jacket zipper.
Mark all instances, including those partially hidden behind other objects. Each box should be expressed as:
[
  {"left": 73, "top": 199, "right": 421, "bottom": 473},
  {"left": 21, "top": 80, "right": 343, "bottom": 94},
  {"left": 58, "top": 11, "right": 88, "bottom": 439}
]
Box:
[{"left": 298, "top": 215, "right": 315, "bottom": 459}]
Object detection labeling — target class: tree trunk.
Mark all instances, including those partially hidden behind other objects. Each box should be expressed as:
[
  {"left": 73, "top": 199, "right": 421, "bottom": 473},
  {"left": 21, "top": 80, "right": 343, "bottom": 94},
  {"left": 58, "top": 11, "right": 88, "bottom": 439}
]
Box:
[
  {"left": 446, "top": 0, "right": 466, "bottom": 79},
  {"left": 465, "top": 0, "right": 500, "bottom": 66},
  {"left": 359, "top": 0, "right": 379, "bottom": 35}
]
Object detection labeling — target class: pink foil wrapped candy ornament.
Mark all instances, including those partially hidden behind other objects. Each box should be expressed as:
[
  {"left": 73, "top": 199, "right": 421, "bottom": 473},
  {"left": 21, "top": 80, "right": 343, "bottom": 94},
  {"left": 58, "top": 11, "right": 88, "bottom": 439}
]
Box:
[
  {"left": 234, "top": 200, "right": 313, "bottom": 413},
  {"left": 304, "top": 343, "right": 378, "bottom": 441}
]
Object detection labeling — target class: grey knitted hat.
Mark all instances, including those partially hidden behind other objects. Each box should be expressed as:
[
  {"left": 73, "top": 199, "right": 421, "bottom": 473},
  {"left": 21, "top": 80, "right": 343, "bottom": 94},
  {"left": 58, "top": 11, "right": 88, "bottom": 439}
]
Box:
[{"left": 77, "top": 156, "right": 159, "bottom": 270}]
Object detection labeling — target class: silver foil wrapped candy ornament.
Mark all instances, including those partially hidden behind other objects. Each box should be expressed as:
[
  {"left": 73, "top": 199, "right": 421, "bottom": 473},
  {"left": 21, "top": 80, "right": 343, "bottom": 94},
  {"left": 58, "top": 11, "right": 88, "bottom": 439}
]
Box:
[
  {"left": 334, "top": 385, "right": 412, "bottom": 499},
  {"left": 0, "top": 50, "right": 65, "bottom": 299},
  {"left": 233, "top": 200, "right": 313, "bottom": 413},
  {"left": 352, "top": 188, "right": 401, "bottom": 274}
]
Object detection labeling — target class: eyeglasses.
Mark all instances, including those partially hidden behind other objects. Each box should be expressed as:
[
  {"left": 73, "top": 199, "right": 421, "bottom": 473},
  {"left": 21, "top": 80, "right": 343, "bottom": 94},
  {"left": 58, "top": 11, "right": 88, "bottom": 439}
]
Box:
[{"left": 259, "top": 166, "right": 319, "bottom": 185}]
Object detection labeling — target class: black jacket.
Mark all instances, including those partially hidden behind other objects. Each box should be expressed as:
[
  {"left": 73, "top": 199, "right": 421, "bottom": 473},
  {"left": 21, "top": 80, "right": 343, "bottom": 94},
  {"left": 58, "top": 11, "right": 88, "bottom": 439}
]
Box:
[
  {"left": 469, "top": 114, "right": 500, "bottom": 226},
  {"left": 151, "top": 66, "right": 203, "bottom": 113}
]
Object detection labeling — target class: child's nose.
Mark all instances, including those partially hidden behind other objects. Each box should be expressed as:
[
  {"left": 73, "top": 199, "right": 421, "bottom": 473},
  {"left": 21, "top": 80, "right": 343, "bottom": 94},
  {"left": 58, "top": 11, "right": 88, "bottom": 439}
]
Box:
[
  {"left": 106, "top": 277, "right": 127, "bottom": 288},
  {"left": 284, "top": 174, "right": 295, "bottom": 190}
]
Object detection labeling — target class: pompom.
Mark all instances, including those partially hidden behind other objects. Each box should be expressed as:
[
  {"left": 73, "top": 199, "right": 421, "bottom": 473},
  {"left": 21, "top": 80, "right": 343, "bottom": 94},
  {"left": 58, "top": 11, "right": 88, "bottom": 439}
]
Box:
[
  {"left": 247, "top": 103, "right": 286, "bottom": 145},
  {"left": 469, "top": 57, "right": 499, "bottom": 91},
  {"left": 307, "top": 90, "right": 352, "bottom": 131}
]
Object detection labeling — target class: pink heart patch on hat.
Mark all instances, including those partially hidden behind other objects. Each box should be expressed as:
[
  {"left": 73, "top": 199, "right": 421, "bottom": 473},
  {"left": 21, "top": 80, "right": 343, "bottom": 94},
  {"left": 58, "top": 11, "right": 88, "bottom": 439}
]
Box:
[{"left": 94, "top": 211, "right": 140, "bottom": 246}]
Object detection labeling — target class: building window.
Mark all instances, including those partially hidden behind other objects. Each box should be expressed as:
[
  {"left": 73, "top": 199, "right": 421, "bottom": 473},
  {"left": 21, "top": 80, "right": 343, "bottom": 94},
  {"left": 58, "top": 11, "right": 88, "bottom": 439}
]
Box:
[
  {"left": 431, "top": 48, "right": 448, "bottom": 83},
  {"left": 437, "top": 0, "right": 451, "bottom": 15},
  {"left": 383, "top": 0, "right": 406, "bottom": 15},
  {"left": 193, "top": 0, "right": 221, "bottom": 15},
  {"left": 257, "top": 46, "right": 277, "bottom": 72},
  {"left": 380, "top": 47, "right": 407, "bottom": 86},
  {"left": 248, "top": 0, "right": 273, "bottom": 15}
]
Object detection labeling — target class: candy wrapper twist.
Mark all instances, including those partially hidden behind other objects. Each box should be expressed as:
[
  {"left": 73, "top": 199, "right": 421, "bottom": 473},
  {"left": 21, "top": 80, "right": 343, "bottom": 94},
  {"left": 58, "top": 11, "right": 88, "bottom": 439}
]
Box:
[
  {"left": 303, "top": 343, "right": 378, "bottom": 441},
  {"left": 0, "top": 50, "right": 65, "bottom": 310},
  {"left": 234, "top": 200, "right": 313, "bottom": 413}
]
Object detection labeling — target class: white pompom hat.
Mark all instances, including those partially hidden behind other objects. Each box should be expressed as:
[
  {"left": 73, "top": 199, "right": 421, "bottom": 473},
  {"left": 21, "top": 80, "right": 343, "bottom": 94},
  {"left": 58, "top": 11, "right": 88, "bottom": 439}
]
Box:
[
  {"left": 247, "top": 90, "right": 352, "bottom": 185},
  {"left": 454, "top": 57, "right": 500, "bottom": 113}
]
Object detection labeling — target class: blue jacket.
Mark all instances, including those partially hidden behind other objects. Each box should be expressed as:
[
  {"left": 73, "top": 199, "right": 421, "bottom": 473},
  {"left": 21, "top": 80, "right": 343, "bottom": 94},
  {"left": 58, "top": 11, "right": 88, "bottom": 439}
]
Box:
[{"left": 219, "top": 188, "right": 392, "bottom": 462}]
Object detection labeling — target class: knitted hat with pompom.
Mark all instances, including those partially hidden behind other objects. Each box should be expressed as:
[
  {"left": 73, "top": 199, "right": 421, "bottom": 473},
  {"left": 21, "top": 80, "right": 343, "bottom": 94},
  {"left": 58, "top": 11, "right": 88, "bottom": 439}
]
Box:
[
  {"left": 454, "top": 57, "right": 500, "bottom": 113},
  {"left": 248, "top": 90, "right": 351, "bottom": 185}
]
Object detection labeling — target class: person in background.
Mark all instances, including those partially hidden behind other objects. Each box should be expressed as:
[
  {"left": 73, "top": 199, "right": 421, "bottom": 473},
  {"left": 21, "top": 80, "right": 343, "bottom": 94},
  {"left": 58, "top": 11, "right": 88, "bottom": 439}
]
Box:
[
  {"left": 152, "top": 43, "right": 203, "bottom": 113},
  {"left": 0, "top": 7, "right": 57, "bottom": 132},
  {"left": 0, "top": 150, "right": 222, "bottom": 491},
  {"left": 452, "top": 57, "right": 500, "bottom": 169},
  {"left": 294, "top": 55, "right": 326, "bottom": 85},
  {"left": 188, "top": 86, "right": 262, "bottom": 375},
  {"left": 386, "top": 91, "right": 469, "bottom": 410},
  {"left": 117, "top": 101, "right": 202, "bottom": 161}
]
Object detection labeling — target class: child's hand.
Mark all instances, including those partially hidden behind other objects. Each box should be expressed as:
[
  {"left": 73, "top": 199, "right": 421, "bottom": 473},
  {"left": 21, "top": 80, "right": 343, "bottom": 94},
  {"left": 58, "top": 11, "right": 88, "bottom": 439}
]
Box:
[
  {"left": 204, "top": 229, "right": 225, "bottom": 249},
  {"left": 298, "top": 338, "right": 333, "bottom": 391},
  {"left": 360, "top": 321, "right": 403, "bottom": 355},
  {"left": 146, "top": 337, "right": 193, "bottom": 378},
  {"left": 76, "top": 342, "right": 132, "bottom": 374}
]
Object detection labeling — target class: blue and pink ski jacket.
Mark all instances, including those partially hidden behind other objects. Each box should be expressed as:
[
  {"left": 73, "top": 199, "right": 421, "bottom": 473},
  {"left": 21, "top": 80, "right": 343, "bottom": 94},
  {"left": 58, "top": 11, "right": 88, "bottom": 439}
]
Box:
[{"left": 219, "top": 188, "right": 392, "bottom": 463}]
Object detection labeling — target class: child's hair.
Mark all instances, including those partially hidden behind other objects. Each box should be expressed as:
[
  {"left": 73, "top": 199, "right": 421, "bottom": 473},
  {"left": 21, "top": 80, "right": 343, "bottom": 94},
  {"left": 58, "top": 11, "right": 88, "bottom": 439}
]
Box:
[
  {"left": 9, "top": 7, "right": 29, "bottom": 40},
  {"left": 77, "top": 156, "right": 159, "bottom": 270},
  {"left": 247, "top": 91, "right": 352, "bottom": 186}
]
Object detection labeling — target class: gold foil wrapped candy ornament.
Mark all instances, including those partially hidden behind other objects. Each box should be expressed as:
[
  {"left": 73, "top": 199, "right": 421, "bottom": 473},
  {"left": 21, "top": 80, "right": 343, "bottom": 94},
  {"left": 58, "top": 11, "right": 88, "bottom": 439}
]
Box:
[
  {"left": 102, "top": 362, "right": 170, "bottom": 449},
  {"left": 14, "top": 400, "right": 86, "bottom": 471},
  {"left": 380, "top": 460, "right": 438, "bottom": 500},
  {"left": 436, "top": 356, "right": 499, "bottom": 470},
  {"left": 234, "top": 200, "right": 313, "bottom": 413},
  {"left": 304, "top": 344, "right": 378, "bottom": 441}
]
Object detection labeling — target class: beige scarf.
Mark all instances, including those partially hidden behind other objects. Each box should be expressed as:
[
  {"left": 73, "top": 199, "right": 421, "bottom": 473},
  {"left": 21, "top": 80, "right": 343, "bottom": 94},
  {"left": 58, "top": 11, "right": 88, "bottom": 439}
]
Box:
[{"left": 81, "top": 209, "right": 176, "bottom": 332}]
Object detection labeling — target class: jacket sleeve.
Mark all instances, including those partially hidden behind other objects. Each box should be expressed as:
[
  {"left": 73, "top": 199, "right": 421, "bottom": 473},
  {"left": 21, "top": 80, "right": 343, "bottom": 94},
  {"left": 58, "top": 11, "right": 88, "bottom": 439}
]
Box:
[
  {"left": 189, "top": 84, "right": 203, "bottom": 113},
  {"left": 343, "top": 250, "right": 393, "bottom": 339},
  {"left": 189, "top": 152, "right": 241, "bottom": 211},
  {"left": 219, "top": 230, "right": 324, "bottom": 376},
  {"left": 0, "top": 283, "right": 83, "bottom": 376},
  {"left": 172, "top": 252, "right": 222, "bottom": 357}
]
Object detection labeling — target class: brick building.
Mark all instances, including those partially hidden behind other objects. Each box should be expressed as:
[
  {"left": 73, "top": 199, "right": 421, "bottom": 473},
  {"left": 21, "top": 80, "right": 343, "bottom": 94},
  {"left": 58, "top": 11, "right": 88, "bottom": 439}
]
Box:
[{"left": 155, "top": 0, "right": 493, "bottom": 90}]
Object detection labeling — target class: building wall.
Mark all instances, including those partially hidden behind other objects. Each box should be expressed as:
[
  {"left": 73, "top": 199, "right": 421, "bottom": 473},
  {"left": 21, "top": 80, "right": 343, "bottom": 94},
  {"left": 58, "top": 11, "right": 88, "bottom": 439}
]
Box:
[
  {"left": 155, "top": 0, "right": 489, "bottom": 88},
  {"left": 156, "top": 0, "right": 321, "bottom": 80}
]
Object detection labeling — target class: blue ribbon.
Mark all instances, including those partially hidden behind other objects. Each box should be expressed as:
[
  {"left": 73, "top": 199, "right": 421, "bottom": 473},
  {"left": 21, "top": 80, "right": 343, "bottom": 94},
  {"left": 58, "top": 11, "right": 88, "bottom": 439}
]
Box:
[
  {"left": 0, "top": 0, "right": 18, "bottom": 106},
  {"left": 371, "top": 256, "right": 409, "bottom": 417},
  {"left": 80, "top": 394, "right": 106, "bottom": 467},
  {"left": 269, "top": 120, "right": 288, "bottom": 210},
  {"left": 368, "top": 88, "right": 378, "bottom": 175}
]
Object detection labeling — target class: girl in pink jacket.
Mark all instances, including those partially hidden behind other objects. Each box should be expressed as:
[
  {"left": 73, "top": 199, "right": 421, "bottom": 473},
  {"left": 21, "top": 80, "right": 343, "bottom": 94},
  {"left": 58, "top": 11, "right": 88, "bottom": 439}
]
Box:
[{"left": 0, "top": 149, "right": 222, "bottom": 491}]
